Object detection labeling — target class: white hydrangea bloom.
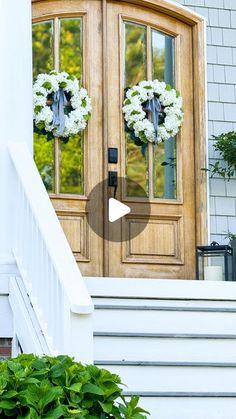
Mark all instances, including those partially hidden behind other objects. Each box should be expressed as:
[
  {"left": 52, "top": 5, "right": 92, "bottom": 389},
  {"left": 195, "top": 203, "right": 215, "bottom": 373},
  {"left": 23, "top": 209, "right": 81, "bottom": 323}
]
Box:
[
  {"left": 33, "top": 71, "right": 92, "bottom": 139},
  {"left": 123, "top": 79, "right": 184, "bottom": 144}
]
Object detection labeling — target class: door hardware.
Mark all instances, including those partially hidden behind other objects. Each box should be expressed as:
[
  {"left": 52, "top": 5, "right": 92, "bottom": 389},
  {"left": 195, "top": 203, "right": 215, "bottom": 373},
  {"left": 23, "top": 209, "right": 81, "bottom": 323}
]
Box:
[
  {"left": 108, "top": 171, "right": 118, "bottom": 198},
  {"left": 108, "top": 147, "right": 118, "bottom": 164}
]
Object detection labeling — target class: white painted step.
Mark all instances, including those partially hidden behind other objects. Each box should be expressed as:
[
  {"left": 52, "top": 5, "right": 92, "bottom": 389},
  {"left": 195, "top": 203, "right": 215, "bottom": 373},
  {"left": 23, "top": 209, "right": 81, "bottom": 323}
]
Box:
[
  {"left": 95, "top": 364, "right": 236, "bottom": 393},
  {"left": 89, "top": 278, "right": 236, "bottom": 419},
  {"left": 94, "top": 335, "right": 236, "bottom": 363},
  {"left": 93, "top": 304, "right": 236, "bottom": 334},
  {"left": 86, "top": 277, "right": 236, "bottom": 301},
  {"left": 135, "top": 397, "right": 236, "bottom": 419}
]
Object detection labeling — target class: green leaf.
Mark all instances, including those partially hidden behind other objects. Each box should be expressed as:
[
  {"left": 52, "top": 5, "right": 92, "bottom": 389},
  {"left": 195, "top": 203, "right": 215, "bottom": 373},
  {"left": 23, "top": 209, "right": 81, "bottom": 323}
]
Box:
[
  {"left": 7, "top": 361, "right": 22, "bottom": 373},
  {"left": 22, "top": 378, "right": 41, "bottom": 385},
  {"left": 34, "top": 105, "right": 43, "bottom": 114},
  {"left": 42, "top": 81, "right": 52, "bottom": 90},
  {"left": 82, "top": 98, "right": 87, "bottom": 107},
  {"left": 131, "top": 91, "right": 139, "bottom": 96},
  {"left": 38, "top": 387, "right": 62, "bottom": 410},
  {"left": 0, "top": 376, "right": 7, "bottom": 390},
  {"left": 0, "top": 400, "right": 16, "bottom": 409},
  {"left": 44, "top": 405, "right": 66, "bottom": 419},
  {"left": 98, "top": 401, "right": 113, "bottom": 413},
  {"left": 59, "top": 81, "right": 67, "bottom": 89},
  {"left": 66, "top": 382, "right": 82, "bottom": 393},
  {"left": 1, "top": 390, "right": 18, "bottom": 398},
  {"left": 83, "top": 114, "right": 90, "bottom": 121},
  {"left": 82, "top": 383, "right": 104, "bottom": 395},
  {"left": 124, "top": 98, "right": 131, "bottom": 105},
  {"left": 32, "top": 358, "right": 47, "bottom": 370}
]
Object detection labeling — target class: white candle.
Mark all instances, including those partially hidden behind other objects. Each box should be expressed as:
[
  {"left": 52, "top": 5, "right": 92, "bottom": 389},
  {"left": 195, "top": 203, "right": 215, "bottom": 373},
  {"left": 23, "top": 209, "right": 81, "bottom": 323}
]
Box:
[{"left": 204, "top": 265, "right": 223, "bottom": 281}]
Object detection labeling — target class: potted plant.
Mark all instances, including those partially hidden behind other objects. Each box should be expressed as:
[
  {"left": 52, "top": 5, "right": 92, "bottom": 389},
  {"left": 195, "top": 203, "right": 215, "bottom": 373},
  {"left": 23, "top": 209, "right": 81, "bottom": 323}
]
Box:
[{"left": 208, "top": 131, "right": 236, "bottom": 180}]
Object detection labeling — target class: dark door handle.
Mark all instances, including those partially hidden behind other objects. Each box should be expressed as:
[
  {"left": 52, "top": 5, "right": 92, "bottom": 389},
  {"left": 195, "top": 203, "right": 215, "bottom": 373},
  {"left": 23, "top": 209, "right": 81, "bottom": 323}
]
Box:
[{"left": 108, "top": 171, "right": 118, "bottom": 198}]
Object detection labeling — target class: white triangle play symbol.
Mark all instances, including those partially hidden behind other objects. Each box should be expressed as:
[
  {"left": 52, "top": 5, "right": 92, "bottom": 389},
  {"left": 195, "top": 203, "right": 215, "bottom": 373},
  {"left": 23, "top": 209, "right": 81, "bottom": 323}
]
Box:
[{"left": 109, "top": 198, "right": 130, "bottom": 222}]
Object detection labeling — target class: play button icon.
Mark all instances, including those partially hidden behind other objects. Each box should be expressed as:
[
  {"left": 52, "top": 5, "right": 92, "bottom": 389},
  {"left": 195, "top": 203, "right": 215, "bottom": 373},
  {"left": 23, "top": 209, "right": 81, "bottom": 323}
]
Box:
[
  {"left": 86, "top": 177, "right": 150, "bottom": 242},
  {"left": 109, "top": 198, "right": 130, "bottom": 222}
]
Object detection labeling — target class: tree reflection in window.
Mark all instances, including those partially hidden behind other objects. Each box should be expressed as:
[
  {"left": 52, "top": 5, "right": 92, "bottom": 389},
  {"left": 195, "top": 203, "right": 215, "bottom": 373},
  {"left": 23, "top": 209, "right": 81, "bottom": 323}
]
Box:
[
  {"left": 124, "top": 22, "right": 176, "bottom": 199},
  {"left": 152, "top": 29, "right": 176, "bottom": 199},
  {"left": 32, "top": 18, "right": 84, "bottom": 195},
  {"left": 124, "top": 22, "right": 148, "bottom": 197}
]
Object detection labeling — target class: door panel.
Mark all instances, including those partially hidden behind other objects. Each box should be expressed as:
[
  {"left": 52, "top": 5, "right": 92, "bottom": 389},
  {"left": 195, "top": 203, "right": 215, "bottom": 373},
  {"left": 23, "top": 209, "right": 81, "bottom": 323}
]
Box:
[
  {"left": 32, "top": 1, "right": 104, "bottom": 276},
  {"left": 106, "top": 2, "right": 196, "bottom": 278},
  {"left": 32, "top": 0, "right": 200, "bottom": 279}
]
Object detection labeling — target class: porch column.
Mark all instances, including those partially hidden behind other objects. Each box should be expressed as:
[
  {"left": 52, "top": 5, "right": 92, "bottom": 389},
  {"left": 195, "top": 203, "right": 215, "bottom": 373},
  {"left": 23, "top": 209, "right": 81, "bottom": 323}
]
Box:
[{"left": 0, "top": 0, "right": 33, "bottom": 260}]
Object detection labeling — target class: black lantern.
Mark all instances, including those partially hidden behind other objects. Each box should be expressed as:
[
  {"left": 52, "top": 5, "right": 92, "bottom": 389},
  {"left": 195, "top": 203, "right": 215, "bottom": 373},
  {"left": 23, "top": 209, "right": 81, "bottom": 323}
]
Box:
[{"left": 196, "top": 241, "right": 234, "bottom": 281}]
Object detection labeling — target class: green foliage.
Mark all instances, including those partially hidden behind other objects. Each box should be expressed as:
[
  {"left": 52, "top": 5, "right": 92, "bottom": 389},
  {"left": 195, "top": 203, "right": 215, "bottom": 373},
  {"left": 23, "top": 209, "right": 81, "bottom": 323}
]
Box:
[
  {"left": 125, "top": 23, "right": 147, "bottom": 88},
  {"left": 208, "top": 131, "right": 236, "bottom": 180},
  {"left": 0, "top": 354, "right": 149, "bottom": 419},
  {"left": 224, "top": 231, "right": 236, "bottom": 241}
]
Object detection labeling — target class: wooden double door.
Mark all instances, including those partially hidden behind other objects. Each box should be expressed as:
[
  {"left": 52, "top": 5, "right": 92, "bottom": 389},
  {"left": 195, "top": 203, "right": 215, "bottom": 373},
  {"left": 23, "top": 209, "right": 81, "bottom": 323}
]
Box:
[{"left": 33, "top": 0, "right": 203, "bottom": 279}]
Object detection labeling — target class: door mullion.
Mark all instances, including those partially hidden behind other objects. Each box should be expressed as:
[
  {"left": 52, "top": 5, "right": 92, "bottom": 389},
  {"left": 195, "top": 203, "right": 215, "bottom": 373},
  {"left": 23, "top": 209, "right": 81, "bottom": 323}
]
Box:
[
  {"left": 54, "top": 17, "right": 60, "bottom": 195},
  {"left": 102, "top": 0, "right": 109, "bottom": 276},
  {"left": 147, "top": 26, "right": 153, "bottom": 199}
]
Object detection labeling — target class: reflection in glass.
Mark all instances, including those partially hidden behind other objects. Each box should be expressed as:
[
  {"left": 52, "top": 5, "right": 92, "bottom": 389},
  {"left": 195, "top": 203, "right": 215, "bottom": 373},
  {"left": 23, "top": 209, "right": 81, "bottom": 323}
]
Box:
[
  {"left": 152, "top": 30, "right": 173, "bottom": 83},
  {"left": 126, "top": 133, "right": 148, "bottom": 197},
  {"left": 60, "top": 18, "right": 83, "bottom": 80},
  {"left": 152, "top": 29, "right": 176, "bottom": 199},
  {"left": 124, "top": 22, "right": 148, "bottom": 196},
  {"left": 153, "top": 138, "right": 176, "bottom": 199},
  {"left": 60, "top": 135, "right": 84, "bottom": 194},
  {"left": 33, "top": 21, "right": 54, "bottom": 193},
  {"left": 124, "top": 22, "right": 147, "bottom": 88},
  {"left": 32, "top": 21, "right": 53, "bottom": 80},
  {"left": 32, "top": 18, "right": 84, "bottom": 196},
  {"left": 34, "top": 133, "right": 54, "bottom": 192}
]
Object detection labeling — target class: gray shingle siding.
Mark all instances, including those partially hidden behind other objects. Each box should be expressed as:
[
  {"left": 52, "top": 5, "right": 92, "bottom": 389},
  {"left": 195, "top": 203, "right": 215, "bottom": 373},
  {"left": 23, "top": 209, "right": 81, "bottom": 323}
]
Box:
[{"left": 174, "top": 0, "right": 236, "bottom": 244}]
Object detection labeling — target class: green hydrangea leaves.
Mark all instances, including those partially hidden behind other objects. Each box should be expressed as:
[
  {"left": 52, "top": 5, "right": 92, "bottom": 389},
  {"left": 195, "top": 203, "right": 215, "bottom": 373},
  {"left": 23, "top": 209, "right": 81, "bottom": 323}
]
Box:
[{"left": 0, "top": 354, "right": 149, "bottom": 419}]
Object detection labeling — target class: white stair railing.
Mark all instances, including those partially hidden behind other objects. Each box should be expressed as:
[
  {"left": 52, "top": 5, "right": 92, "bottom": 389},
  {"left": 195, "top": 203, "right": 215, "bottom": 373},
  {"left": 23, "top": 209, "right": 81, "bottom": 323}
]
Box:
[{"left": 8, "top": 142, "right": 93, "bottom": 363}]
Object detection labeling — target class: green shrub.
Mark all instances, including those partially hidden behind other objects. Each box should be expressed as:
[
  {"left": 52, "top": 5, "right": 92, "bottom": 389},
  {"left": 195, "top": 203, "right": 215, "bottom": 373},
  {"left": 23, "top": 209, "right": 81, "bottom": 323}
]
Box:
[
  {"left": 209, "top": 131, "right": 236, "bottom": 180},
  {"left": 0, "top": 354, "right": 149, "bottom": 418}
]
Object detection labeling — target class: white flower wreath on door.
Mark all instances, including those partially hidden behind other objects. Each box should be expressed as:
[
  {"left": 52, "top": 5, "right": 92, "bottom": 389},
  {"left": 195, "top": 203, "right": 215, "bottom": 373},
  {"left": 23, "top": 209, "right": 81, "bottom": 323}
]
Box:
[
  {"left": 123, "top": 80, "right": 184, "bottom": 145},
  {"left": 33, "top": 71, "right": 92, "bottom": 143}
]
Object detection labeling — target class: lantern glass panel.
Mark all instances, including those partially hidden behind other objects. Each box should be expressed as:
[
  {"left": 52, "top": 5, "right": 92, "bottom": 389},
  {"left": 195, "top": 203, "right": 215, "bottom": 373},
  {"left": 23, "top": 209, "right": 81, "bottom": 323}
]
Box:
[{"left": 196, "top": 245, "right": 233, "bottom": 281}]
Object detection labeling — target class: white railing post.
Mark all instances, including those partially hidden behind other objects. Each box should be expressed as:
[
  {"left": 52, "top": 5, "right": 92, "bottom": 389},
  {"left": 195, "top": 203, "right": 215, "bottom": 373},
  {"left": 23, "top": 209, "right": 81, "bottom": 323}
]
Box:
[{"left": 68, "top": 313, "right": 94, "bottom": 364}]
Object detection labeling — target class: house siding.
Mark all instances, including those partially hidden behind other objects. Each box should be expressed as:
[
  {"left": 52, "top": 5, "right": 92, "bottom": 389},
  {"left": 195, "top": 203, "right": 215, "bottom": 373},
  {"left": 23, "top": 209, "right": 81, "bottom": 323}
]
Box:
[{"left": 174, "top": 0, "right": 236, "bottom": 245}]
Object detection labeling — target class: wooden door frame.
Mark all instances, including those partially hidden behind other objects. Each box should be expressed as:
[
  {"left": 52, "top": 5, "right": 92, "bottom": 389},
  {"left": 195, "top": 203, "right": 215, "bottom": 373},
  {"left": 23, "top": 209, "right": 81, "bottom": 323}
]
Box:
[
  {"left": 32, "top": 0, "right": 208, "bottom": 264},
  {"left": 104, "top": 0, "right": 208, "bottom": 249}
]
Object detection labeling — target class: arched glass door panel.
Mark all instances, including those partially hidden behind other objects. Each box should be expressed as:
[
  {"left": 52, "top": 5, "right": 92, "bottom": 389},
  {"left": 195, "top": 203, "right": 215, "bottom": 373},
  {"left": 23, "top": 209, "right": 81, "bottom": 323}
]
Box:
[
  {"left": 32, "top": 17, "right": 84, "bottom": 195},
  {"left": 124, "top": 21, "right": 176, "bottom": 199}
]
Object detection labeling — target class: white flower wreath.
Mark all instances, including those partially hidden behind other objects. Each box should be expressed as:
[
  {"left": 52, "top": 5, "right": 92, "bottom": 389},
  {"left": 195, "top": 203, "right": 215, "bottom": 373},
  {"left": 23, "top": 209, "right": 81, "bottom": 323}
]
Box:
[
  {"left": 33, "top": 71, "right": 92, "bottom": 141},
  {"left": 122, "top": 80, "right": 184, "bottom": 145}
]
